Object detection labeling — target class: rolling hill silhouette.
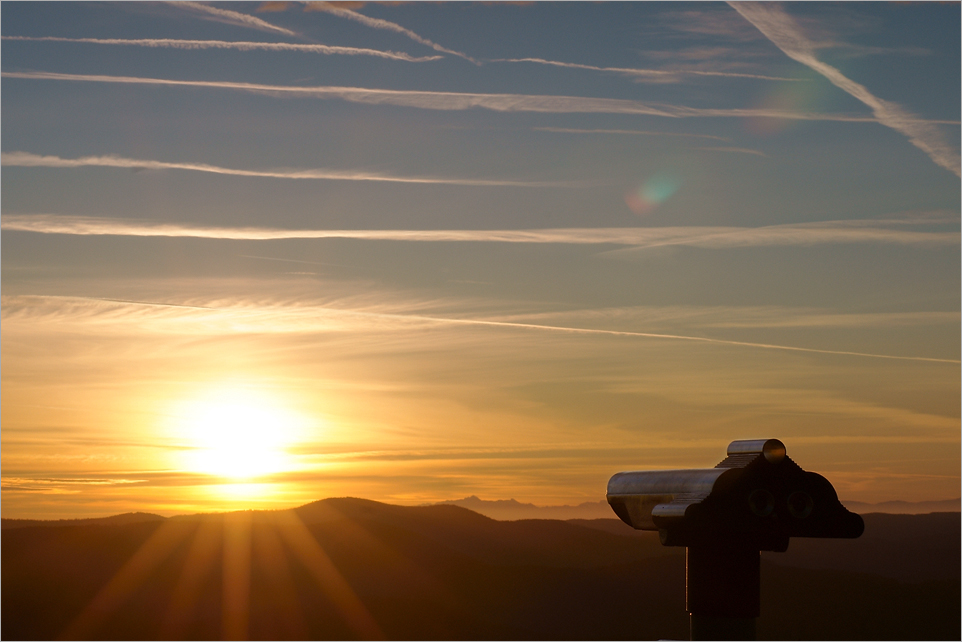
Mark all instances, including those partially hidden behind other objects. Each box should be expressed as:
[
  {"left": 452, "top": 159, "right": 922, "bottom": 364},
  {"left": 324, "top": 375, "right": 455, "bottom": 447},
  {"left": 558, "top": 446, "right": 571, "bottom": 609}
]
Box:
[
  {"left": 2, "top": 512, "right": 166, "bottom": 530},
  {"left": 3, "top": 498, "right": 959, "bottom": 640}
]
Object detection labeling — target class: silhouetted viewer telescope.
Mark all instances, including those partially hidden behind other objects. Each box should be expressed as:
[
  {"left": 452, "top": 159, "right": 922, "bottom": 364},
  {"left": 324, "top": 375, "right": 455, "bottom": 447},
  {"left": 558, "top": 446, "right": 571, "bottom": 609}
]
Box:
[{"left": 607, "top": 439, "right": 863, "bottom": 641}]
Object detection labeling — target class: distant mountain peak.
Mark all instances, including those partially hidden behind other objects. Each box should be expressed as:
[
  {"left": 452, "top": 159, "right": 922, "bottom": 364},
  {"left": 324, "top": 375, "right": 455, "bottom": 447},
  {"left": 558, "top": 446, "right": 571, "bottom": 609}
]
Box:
[
  {"left": 431, "top": 496, "right": 961, "bottom": 521},
  {"left": 430, "top": 496, "right": 612, "bottom": 520},
  {"left": 439, "top": 496, "right": 529, "bottom": 508}
]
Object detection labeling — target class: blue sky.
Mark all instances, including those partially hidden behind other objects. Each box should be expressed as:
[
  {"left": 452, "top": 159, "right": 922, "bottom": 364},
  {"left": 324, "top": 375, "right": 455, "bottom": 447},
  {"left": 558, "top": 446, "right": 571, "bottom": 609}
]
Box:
[{"left": 1, "top": 2, "right": 959, "bottom": 518}]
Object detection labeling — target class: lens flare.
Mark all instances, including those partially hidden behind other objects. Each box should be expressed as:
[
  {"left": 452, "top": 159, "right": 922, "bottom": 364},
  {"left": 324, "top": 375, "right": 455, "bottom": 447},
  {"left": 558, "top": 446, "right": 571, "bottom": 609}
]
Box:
[{"left": 625, "top": 172, "right": 682, "bottom": 215}]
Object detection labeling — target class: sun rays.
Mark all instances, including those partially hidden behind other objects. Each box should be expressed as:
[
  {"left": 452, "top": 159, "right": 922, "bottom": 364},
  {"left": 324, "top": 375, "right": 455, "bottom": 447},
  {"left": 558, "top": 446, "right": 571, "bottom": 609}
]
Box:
[{"left": 60, "top": 507, "right": 392, "bottom": 640}]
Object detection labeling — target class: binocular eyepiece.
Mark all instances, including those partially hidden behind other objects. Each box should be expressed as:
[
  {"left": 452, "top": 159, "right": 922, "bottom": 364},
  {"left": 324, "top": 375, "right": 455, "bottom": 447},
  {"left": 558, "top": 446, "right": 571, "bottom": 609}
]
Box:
[{"left": 607, "top": 439, "right": 863, "bottom": 551}]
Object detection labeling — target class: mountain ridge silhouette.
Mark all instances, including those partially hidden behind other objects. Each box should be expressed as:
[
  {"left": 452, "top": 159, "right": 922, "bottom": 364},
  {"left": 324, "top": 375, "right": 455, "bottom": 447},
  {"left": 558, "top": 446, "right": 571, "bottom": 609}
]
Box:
[{"left": 3, "top": 498, "right": 958, "bottom": 640}]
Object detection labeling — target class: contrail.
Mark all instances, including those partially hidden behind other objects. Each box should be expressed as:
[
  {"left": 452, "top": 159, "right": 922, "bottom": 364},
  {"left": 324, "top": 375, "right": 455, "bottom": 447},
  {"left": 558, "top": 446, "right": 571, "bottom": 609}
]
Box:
[
  {"left": 493, "top": 57, "right": 803, "bottom": 83},
  {"left": 173, "top": 1, "right": 297, "bottom": 37},
  {"left": 1, "top": 36, "right": 441, "bottom": 62},
  {"left": 11, "top": 294, "right": 958, "bottom": 365},
  {"left": 405, "top": 314, "right": 960, "bottom": 364},
  {"left": 306, "top": 1, "right": 477, "bottom": 64},
  {"left": 3, "top": 214, "right": 955, "bottom": 248},
  {"left": 8, "top": 71, "right": 929, "bottom": 123},
  {"left": 1, "top": 151, "right": 570, "bottom": 187},
  {"left": 730, "top": 2, "right": 961, "bottom": 177}
]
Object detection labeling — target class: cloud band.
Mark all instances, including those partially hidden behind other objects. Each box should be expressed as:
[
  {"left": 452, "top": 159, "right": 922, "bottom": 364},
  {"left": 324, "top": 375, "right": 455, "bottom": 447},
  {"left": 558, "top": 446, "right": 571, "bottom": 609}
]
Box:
[
  {"left": 1, "top": 152, "right": 568, "bottom": 187},
  {"left": 9, "top": 71, "right": 943, "bottom": 123},
  {"left": 2, "top": 214, "right": 956, "bottom": 248}
]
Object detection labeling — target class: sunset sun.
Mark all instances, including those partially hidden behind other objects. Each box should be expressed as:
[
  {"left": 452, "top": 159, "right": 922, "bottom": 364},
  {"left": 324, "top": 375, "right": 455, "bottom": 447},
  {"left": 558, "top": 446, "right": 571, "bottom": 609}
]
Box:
[{"left": 172, "top": 389, "right": 306, "bottom": 480}]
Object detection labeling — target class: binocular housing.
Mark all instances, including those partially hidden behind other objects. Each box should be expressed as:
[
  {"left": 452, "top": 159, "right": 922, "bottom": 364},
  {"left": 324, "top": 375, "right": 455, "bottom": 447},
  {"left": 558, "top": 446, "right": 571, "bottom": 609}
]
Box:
[{"left": 607, "top": 439, "right": 863, "bottom": 551}]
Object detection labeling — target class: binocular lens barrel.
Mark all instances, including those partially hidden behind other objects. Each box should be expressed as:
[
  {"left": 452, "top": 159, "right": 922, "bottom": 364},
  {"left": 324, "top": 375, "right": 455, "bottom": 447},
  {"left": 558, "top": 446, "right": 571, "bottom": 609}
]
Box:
[{"left": 788, "top": 491, "right": 814, "bottom": 518}]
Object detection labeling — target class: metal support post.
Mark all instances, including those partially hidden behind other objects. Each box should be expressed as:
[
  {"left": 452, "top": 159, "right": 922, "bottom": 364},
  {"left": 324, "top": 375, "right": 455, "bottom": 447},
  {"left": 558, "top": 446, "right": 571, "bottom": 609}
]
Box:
[{"left": 686, "top": 545, "right": 760, "bottom": 641}]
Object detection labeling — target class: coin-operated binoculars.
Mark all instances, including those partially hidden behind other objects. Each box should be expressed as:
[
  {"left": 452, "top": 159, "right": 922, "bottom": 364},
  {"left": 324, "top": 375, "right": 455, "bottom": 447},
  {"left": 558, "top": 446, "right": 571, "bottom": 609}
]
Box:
[{"left": 607, "top": 439, "right": 863, "bottom": 641}]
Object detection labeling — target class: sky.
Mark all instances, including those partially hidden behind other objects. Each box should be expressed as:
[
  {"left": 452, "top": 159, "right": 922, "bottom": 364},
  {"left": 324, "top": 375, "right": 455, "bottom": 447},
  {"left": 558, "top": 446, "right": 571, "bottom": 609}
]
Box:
[{"left": 1, "top": 1, "right": 959, "bottom": 519}]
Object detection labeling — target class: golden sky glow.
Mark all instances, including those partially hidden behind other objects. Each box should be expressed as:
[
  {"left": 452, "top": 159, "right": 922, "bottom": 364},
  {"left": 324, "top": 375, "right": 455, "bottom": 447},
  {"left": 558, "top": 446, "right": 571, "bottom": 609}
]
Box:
[{"left": 2, "top": 2, "right": 959, "bottom": 519}]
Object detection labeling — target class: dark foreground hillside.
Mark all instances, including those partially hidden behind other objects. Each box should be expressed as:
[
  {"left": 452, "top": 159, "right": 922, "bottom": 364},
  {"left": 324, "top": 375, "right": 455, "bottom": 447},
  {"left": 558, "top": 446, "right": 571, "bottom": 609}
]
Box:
[{"left": 3, "top": 499, "right": 959, "bottom": 640}]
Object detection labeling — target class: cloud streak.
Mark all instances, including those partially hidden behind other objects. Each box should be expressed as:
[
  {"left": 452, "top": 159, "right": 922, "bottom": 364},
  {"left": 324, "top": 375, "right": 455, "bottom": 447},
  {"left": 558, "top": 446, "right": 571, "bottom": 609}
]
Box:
[
  {"left": 1, "top": 36, "right": 441, "bottom": 62},
  {"left": 1, "top": 152, "right": 567, "bottom": 187},
  {"left": 9, "top": 70, "right": 936, "bottom": 123},
  {"left": 173, "top": 1, "right": 297, "bottom": 37},
  {"left": 533, "top": 127, "right": 730, "bottom": 141},
  {"left": 508, "top": 305, "right": 959, "bottom": 331},
  {"left": 493, "top": 57, "right": 803, "bottom": 83},
  {"left": 730, "top": 2, "right": 961, "bottom": 177},
  {"left": 602, "top": 220, "right": 959, "bottom": 254},
  {"left": 3, "top": 214, "right": 956, "bottom": 248},
  {"left": 694, "top": 146, "right": 767, "bottom": 157},
  {"left": 305, "top": 1, "right": 476, "bottom": 63}
]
